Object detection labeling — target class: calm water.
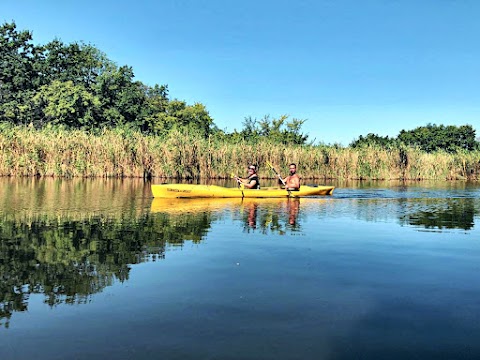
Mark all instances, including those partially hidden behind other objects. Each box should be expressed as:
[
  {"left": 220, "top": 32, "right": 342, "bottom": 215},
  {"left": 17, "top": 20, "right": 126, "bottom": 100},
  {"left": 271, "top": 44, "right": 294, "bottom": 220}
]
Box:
[{"left": 1, "top": 178, "right": 479, "bottom": 360}]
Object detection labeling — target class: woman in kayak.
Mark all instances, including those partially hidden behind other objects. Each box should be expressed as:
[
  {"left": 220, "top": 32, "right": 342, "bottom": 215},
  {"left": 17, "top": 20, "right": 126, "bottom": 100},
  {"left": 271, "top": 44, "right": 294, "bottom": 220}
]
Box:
[{"left": 235, "top": 165, "right": 260, "bottom": 189}]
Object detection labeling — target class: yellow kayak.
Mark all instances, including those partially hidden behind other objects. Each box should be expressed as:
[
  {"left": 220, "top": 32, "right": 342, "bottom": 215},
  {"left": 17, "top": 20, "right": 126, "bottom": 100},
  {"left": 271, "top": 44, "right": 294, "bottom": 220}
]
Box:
[{"left": 151, "top": 184, "right": 334, "bottom": 198}]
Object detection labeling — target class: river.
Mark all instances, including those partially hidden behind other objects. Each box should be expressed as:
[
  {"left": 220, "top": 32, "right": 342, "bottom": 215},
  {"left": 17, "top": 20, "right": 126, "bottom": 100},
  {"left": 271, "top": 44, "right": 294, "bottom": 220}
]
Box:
[{"left": 0, "top": 178, "right": 479, "bottom": 359}]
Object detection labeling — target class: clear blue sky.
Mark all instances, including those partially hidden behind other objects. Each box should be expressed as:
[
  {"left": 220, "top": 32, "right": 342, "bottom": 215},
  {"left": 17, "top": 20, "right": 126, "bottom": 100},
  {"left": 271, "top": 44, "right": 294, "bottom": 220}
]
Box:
[{"left": 2, "top": 0, "right": 479, "bottom": 145}]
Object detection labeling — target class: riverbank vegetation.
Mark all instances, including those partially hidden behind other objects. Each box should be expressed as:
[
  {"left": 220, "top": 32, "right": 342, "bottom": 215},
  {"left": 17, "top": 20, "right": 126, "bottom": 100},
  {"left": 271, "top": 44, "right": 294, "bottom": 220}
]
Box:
[
  {"left": 1, "top": 123, "right": 479, "bottom": 180},
  {"left": 1, "top": 21, "right": 479, "bottom": 180}
]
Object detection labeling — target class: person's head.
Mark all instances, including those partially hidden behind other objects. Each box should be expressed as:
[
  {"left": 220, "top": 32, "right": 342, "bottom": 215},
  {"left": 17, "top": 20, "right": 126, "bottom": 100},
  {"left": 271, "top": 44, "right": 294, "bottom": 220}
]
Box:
[
  {"left": 247, "top": 164, "right": 257, "bottom": 175},
  {"left": 289, "top": 163, "right": 297, "bottom": 175}
]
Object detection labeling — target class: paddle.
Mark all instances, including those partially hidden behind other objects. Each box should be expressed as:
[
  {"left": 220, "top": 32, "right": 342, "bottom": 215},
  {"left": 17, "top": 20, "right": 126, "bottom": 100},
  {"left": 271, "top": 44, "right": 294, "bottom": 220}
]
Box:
[
  {"left": 266, "top": 161, "right": 286, "bottom": 186},
  {"left": 231, "top": 172, "right": 245, "bottom": 190},
  {"left": 266, "top": 162, "right": 291, "bottom": 196}
]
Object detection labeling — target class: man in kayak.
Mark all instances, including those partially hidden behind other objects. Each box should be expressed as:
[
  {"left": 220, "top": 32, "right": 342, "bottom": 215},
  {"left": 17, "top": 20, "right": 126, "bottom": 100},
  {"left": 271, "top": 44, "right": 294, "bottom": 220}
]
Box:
[
  {"left": 235, "top": 165, "right": 260, "bottom": 189},
  {"left": 280, "top": 163, "right": 300, "bottom": 190}
]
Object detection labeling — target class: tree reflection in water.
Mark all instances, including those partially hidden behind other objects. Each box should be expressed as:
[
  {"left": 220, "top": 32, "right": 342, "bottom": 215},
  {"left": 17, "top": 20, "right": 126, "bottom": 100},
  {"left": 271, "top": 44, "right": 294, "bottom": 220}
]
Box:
[
  {"left": 400, "top": 198, "right": 477, "bottom": 230},
  {"left": 2, "top": 194, "right": 477, "bottom": 328},
  {"left": 0, "top": 211, "right": 213, "bottom": 328},
  {"left": 1, "top": 198, "right": 306, "bottom": 328}
]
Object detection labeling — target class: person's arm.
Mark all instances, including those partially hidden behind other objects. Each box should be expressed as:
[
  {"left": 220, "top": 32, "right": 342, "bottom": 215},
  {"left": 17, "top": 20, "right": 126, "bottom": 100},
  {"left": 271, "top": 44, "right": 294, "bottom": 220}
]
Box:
[
  {"left": 243, "top": 179, "right": 257, "bottom": 189},
  {"left": 234, "top": 176, "right": 243, "bottom": 184}
]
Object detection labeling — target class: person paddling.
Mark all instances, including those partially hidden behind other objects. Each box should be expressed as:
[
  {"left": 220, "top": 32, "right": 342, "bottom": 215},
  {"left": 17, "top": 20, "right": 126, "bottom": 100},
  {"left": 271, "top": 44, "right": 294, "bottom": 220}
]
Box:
[
  {"left": 235, "top": 164, "right": 260, "bottom": 189},
  {"left": 279, "top": 163, "right": 300, "bottom": 190}
]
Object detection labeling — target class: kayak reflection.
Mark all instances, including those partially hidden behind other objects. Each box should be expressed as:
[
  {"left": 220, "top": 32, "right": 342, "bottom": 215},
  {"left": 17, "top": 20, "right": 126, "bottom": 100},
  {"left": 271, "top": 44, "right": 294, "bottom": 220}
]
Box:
[
  {"left": 242, "top": 198, "right": 301, "bottom": 231},
  {"left": 150, "top": 197, "right": 310, "bottom": 233}
]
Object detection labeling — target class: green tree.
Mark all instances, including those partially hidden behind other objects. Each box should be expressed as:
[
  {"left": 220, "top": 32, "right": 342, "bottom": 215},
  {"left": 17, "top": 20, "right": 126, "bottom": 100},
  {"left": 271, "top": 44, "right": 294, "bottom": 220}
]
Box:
[
  {"left": 0, "top": 22, "right": 42, "bottom": 124},
  {"left": 284, "top": 117, "right": 309, "bottom": 144},
  {"left": 41, "top": 39, "right": 110, "bottom": 88},
  {"left": 237, "top": 115, "right": 309, "bottom": 145},
  {"left": 398, "top": 123, "right": 477, "bottom": 152},
  {"left": 32, "top": 80, "right": 100, "bottom": 128},
  {"left": 93, "top": 65, "right": 146, "bottom": 127},
  {"left": 145, "top": 99, "right": 214, "bottom": 137},
  {"left": 350, "top": 133, "right": 396, "bottom": 148},
  {"left": 0, "top": 21, "right": 219, "bottom": 135},
  {"left": 140, "top": 84, "right": 170, "bottom": 132}
]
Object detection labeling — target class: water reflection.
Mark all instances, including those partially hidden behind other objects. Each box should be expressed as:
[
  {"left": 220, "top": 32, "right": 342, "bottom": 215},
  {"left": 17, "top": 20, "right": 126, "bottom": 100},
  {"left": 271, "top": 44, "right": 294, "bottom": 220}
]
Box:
[
  {"left": 400, "top": 198, "right": 477, "bottom": 230},
  {"left": 0, "top": 211, "right": 213, "bottom": 328},
  {"left": 1, "top": 178, "right": 479, "bottom": 330},
  {"left": 0, "top": 177, "right": 152, "bottom": 221},
  {"left": 240, "top": 198, "right": 301, "bottom": 233},
  {"left": 243, "top": 198, "right": 301, "bottom": 232},
  {"left": 151, "top": 197, "right": 307, "bottom": 233},
  {"left": 334, "top": 197, "right": 479, "bottom": 231},
  {"left": 1, "top": 196, "right": 311, "bottom": 328}
]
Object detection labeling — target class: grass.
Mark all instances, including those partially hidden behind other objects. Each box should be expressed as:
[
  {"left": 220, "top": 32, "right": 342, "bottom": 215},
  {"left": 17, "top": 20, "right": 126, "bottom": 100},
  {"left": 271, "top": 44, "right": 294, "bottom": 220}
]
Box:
[{"left": 0, "top": 123, "right": 479, "bottom": 180}]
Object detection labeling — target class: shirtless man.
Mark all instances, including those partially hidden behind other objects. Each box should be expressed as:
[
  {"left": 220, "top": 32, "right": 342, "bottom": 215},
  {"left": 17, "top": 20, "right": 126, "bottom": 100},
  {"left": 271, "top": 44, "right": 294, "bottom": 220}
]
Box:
[{"left": 282, "top": 163, "right": 300, "bottom": 190}]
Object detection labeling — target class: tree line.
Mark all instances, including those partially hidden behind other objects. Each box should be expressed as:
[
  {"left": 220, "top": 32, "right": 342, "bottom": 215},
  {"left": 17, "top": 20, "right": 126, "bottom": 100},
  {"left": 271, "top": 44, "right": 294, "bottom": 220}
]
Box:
[
  {"left": 1, "top": 21, "right": 478, "bottom": 151},
  {"left": 0, "top": 21, "right": 307, "bottom": 144},
  {"left": 350, "top": 124, "right": 479, "bottom": 153}
]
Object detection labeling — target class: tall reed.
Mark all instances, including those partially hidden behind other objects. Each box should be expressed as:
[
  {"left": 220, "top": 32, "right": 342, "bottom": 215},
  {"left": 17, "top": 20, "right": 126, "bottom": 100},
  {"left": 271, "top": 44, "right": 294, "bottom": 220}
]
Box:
[{"left": 0, "top": 123, "right": 478, "bottom": 180}]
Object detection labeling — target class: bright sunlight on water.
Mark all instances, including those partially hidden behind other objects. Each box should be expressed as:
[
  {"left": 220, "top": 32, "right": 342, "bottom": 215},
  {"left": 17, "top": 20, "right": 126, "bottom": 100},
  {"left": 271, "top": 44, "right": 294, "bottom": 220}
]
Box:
[{"left": 0, "top": 178, "right": 479, "bottom": 359}]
